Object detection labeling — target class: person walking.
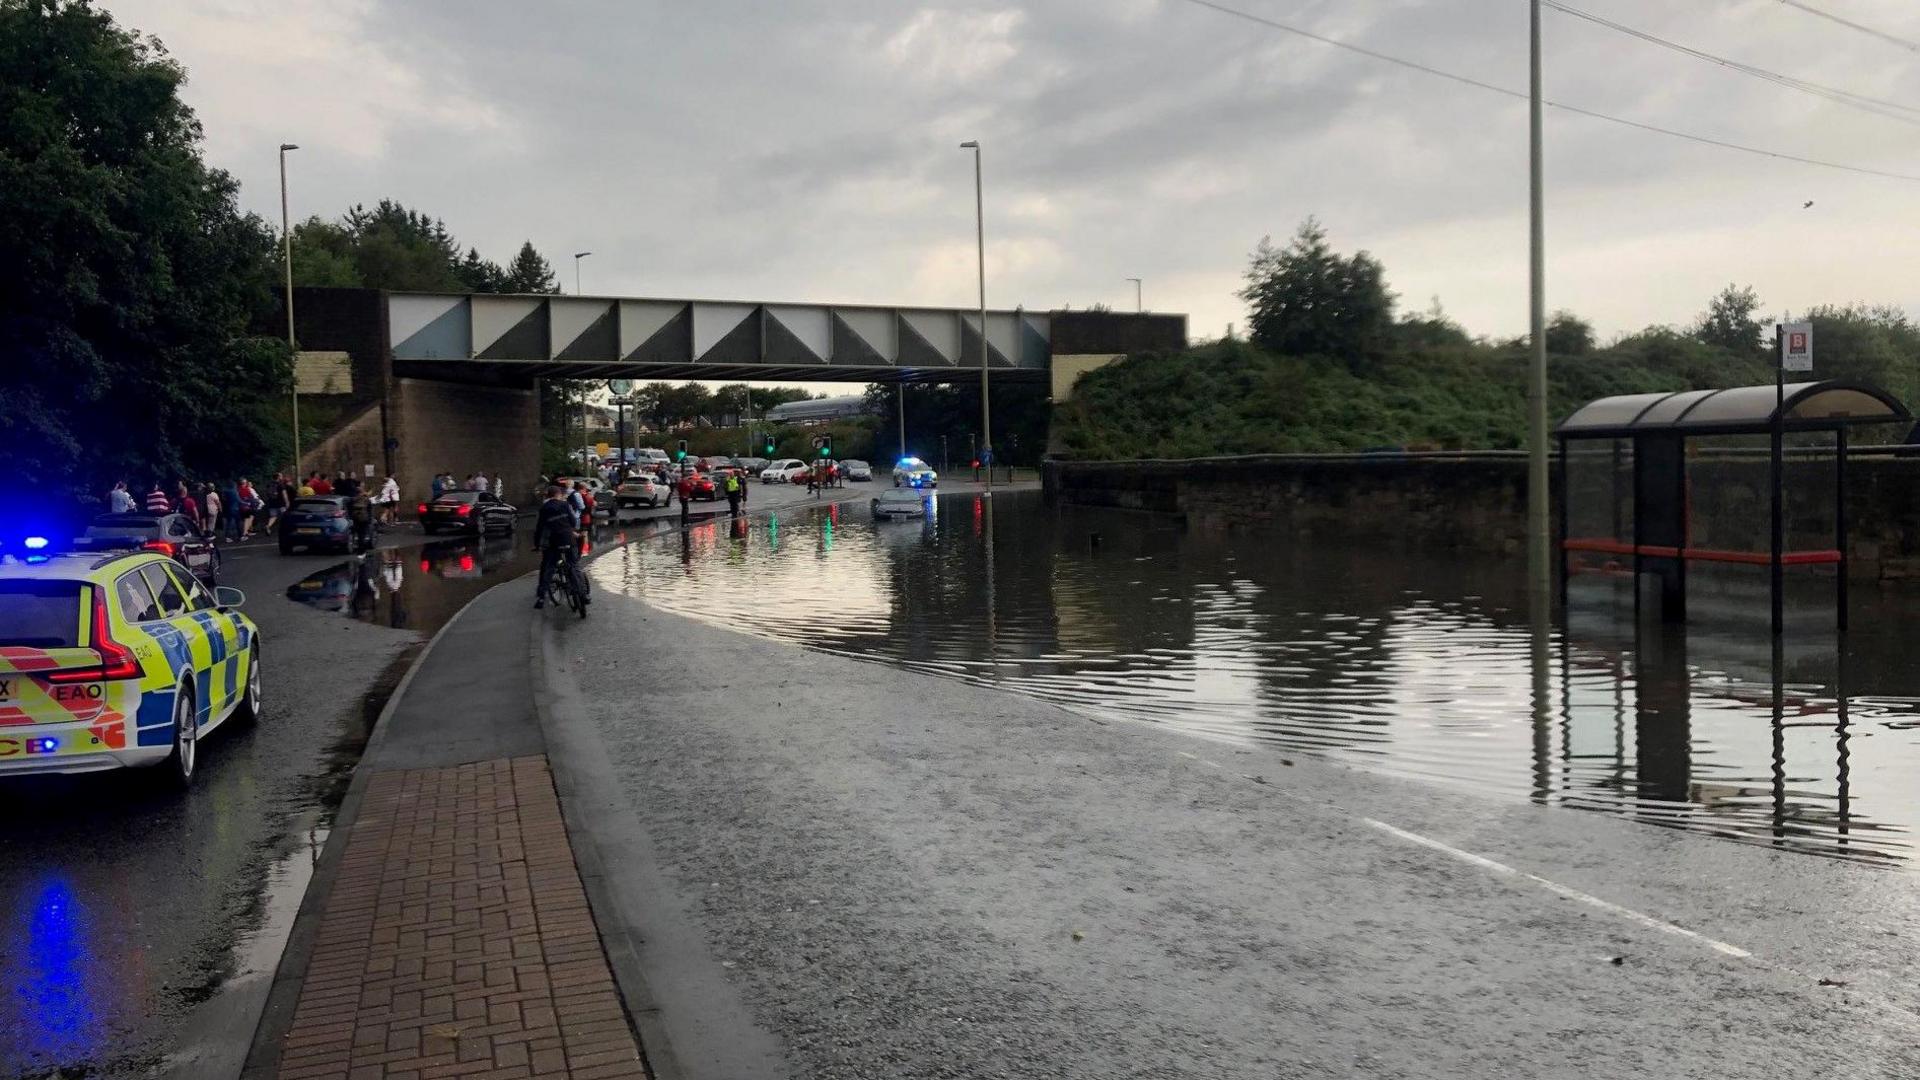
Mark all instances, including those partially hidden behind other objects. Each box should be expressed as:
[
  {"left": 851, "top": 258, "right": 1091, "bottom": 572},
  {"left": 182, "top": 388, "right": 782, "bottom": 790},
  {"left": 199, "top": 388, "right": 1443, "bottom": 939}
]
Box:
[
  {"left": 177, "top": 483, "right": 200, "bottom": 529},
  {"left": 431, "top": 472, "right": 447, "bottom": 500},
  {"left": 377, "top": 472, "right": 400, "bottom": 526},
  {"left": 724, "top": 469, "right": 743, "bottom": 516},
  {"left": 472, "top": 470, "right": 490, "bottom": 494},
  {"left": 310, "top": 471, "right": 333, "bottom": 496},
  {"left": 221, "top": 479, "right": 241, "bottom": 540},
  {"left": 202, "top": 485, "right": 222, "bottom": 538},
  {"left": 235, "top": 478, "right": 259, "bottom": 539},
  {"left": 144, "top": 483, "right": 171, "bottom": 514}
]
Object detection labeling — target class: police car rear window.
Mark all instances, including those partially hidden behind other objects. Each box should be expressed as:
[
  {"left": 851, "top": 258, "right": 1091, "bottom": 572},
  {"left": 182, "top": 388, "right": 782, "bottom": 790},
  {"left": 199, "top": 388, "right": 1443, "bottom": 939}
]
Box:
[{"left": 0, "top": 581, "right": 85, "bottom": 648}]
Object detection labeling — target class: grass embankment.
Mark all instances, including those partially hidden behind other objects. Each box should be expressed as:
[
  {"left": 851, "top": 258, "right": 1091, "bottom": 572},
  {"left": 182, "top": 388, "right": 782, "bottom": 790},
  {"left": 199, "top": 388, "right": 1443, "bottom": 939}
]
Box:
[{"left": 1052, "top": 334, "right": 1898, "bottom": 460}]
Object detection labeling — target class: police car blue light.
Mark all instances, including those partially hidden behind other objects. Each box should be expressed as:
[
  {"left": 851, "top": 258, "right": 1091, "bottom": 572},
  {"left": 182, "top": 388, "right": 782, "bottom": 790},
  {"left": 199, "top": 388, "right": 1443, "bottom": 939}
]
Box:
[{"left": 23, "top": 537, "right": 48, "bottom": 550}]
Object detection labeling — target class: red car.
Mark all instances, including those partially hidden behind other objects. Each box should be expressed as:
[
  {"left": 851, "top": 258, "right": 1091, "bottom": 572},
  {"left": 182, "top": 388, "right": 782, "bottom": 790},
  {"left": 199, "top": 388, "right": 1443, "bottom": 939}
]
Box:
[{"left": 686, "top": 473, "right": 718, "bottom": 501}]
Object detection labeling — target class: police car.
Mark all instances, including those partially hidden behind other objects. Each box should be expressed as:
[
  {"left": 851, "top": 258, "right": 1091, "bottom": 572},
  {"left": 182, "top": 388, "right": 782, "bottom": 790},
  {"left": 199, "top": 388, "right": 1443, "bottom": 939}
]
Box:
[{"left": 0, "top": 545, "right": 261, "bottom": 787}]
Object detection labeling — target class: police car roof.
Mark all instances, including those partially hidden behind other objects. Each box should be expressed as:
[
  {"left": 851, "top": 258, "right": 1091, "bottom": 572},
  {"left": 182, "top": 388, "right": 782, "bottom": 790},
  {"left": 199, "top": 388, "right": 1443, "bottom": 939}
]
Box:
[{"left": 0, "top": 549, "right": 157, "bottom": 579}]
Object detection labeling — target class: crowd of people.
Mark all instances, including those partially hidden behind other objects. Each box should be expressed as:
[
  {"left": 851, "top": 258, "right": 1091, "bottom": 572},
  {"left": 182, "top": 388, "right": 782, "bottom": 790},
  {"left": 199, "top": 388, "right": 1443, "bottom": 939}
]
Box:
[{"left": 106, "top": 468, "right": 407, "bottom": 542}]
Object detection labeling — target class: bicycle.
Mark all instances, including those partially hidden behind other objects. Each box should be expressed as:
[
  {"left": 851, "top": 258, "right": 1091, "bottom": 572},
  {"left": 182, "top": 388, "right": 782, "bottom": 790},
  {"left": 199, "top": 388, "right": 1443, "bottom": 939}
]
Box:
[{"left": 542, "top": 554, "right": 588, "bottom": 618}]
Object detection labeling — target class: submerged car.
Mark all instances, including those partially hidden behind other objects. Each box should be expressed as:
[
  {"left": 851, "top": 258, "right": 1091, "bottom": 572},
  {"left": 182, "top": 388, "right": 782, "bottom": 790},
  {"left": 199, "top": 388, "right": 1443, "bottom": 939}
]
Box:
[
  {"left": 892, "top": 457, "right": 938, "bottom": 488},
  {"left": 0, "top": 549, "right": 260, "bottom": 787},
  {"left": 872, "top": 488, "right": 929, "bottom": 519}
]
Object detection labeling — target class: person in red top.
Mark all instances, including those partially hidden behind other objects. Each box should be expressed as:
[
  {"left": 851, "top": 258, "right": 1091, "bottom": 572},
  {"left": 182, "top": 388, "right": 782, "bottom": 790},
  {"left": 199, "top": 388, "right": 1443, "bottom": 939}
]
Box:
[
  {"left": 143, "top": 483, "right": 171, "bottom": 514},
  {"left": 309, "top": 471, "right": 333, "bottom": 495},
  {"left": 176, "top": 482, "right": 200, "bottom": 528}
]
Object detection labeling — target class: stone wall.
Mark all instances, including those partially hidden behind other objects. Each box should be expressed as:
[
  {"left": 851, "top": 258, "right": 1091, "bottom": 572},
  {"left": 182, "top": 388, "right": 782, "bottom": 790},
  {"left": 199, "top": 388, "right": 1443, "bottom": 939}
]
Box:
[
  {"left": 1045, "top": 453, "right": 1920, "bottom": 582},
  {"left": 388, "top": 378, "right": 542, "bottom": 508}
]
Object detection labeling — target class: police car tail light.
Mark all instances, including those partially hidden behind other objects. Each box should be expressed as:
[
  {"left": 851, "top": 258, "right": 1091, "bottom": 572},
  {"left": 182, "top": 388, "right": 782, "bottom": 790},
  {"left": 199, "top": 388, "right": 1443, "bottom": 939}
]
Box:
[
  {"left": 455, "top": 504, "right": 472, "bottom": 517},
  {"left": 45, "top": 591, "right": 141, "bottom": 683},
  {"left": 143, "top": 540, "right": 177, "bottom": 558}
]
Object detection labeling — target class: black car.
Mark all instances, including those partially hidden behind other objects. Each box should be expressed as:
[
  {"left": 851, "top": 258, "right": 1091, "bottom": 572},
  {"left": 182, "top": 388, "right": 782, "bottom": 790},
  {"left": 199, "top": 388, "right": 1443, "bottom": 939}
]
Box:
[
  {"left": 279, "top": 496, "right": 357, "bottom": 554},
  {"left": 74, "top": 512, "right": 220, "bottom": 585},
  {"left": 418, "top": 490, "right": 517, "bottom": 536}
]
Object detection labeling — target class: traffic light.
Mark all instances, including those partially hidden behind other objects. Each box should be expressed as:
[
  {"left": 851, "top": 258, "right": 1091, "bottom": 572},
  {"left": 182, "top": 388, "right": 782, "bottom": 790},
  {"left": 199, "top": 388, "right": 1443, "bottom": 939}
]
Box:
[
  {"left": 763, "top": 432, "right": 776, "bottom": 456},
  {"left": 818, "top": 434, "right": 833, "bottom": 458},
  {"left": 675, "top": 439, "right": 688, "bottom": 461}
]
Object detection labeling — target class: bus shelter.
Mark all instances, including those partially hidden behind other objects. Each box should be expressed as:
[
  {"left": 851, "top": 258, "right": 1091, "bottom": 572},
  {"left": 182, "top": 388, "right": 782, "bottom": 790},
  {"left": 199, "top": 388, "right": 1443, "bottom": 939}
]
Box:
[{"left": 1556, "top": 381, "right": 1909, "bottom": 633}]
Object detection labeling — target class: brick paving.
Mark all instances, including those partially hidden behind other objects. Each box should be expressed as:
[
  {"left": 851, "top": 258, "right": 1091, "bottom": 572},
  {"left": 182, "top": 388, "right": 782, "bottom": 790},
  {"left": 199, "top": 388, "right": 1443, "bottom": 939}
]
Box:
[{"left": 272, "top": 756, "right": 648, "bottom": 1080}]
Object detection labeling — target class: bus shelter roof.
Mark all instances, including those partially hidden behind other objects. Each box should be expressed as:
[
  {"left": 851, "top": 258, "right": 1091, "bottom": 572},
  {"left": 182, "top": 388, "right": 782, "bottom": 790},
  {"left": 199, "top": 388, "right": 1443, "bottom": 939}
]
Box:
[{"left": 1556, "top": 380, "right": 1909, "bottom": 439}]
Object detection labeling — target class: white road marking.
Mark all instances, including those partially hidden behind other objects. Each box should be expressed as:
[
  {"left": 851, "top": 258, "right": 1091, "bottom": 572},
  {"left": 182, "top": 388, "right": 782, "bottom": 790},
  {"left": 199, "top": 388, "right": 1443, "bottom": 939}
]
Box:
[{"left": 1362, "top": 818, "right": 1753, "bottom": 959}]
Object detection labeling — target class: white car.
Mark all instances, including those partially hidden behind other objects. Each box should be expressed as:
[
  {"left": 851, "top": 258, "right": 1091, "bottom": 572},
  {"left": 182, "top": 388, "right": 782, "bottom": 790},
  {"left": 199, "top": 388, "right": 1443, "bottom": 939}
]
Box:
[
  {"left": 761, "top": 459, "right": 809, "bottom": 484},
  {"left": 892, "top": 457, "right": 938, "bottom": 488},
  {"left": 871, "top": 488, "right": 927, "bottom": 519},
  {"left": 635, "top": 448, "right": 671, "bottom": 470},
  {"left": 841, "top": 459, "right": 873, "bottom": 482}
]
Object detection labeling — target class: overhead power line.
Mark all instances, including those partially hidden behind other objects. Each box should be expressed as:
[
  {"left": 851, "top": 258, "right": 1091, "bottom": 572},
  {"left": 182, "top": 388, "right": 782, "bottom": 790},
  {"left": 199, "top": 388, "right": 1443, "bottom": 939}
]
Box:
[
  {"left": 1543, "top": 0, "right": 1920, "bottom": 127},
  {"left": 1777, "top": 0, "right": 1920, "bottom": 55},
  {"left": 1176, "top": 0, "right": 1920, "bottom": 183}
]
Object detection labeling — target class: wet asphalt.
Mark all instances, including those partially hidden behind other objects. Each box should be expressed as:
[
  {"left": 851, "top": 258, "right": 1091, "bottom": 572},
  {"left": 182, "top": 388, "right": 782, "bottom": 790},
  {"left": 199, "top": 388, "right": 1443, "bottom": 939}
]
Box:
[
  {"left": 545, "top": 514, "right": 1920, "bottom": 1080},
  {"left": 0, "top": 479, "right": 908, "bottom": 1079},
  {"left": 0, "top": 531, "right": 420, "bottom": 1079}
]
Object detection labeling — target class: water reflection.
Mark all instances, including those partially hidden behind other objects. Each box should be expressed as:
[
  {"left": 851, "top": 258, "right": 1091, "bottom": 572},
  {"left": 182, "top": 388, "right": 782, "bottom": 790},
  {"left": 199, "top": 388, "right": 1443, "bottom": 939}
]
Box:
[
  {"left": 285, "top": 536, "right": 535, "bottom": 632},
  {"left": 592, "top": 491, "right": 1920, "bottom": 869}
]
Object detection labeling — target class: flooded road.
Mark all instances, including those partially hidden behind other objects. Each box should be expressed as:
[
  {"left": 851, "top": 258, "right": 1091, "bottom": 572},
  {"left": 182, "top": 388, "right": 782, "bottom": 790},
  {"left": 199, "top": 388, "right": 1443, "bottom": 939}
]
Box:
[{"left": 591, "top": 491, "right": 1920, "bottom": 870}]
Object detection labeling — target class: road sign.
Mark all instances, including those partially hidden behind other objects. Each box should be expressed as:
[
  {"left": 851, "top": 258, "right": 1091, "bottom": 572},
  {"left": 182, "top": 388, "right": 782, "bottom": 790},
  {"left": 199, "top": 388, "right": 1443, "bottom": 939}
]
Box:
[
  {"left": 1781, "top": 322, "right": 1813, "bottom": 372},
  {"left": 608, "top": 379, "right": 633, "bottom": 396}
]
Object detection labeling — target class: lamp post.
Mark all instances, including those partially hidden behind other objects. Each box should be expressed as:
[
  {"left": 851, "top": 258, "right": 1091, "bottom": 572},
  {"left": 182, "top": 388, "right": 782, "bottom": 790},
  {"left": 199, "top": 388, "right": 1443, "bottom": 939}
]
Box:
[
  {"left": 1527, "top": 0, "right": 1550, "bottom": 600},
  {"left": 573, "top": 251, "right": 592, "bottom": 295},
  {"left": 1126, "top": 277, "right": 1142, "bottom": 313},
  {"left": 959, "top": 140, "right": 990, "bottom": 495},
  {"left": 279, "top": 143, "right": 301, "bottom": 474}
]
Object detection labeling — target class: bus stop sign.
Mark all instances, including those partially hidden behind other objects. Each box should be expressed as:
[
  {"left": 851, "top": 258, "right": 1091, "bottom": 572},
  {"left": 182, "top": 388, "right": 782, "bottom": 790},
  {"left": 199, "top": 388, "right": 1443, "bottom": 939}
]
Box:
[{"left": 1782, "top": 322, "right": 1813, "bottom": 372}]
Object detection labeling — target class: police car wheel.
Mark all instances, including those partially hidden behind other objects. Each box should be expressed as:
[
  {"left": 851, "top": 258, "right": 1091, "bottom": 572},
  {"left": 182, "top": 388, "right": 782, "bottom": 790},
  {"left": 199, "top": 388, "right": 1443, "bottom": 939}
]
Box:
[
  {"left": 162, "top": 680, "right": 198, "bottom": 789},
  {"left": 234, "top": 643, "right": 263, "bottom": 726}
]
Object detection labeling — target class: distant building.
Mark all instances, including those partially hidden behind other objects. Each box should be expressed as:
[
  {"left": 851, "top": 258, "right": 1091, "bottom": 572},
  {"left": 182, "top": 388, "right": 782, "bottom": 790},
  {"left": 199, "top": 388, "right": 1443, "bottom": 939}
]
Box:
[{"left": 764, "top": 395, "right": 868, "bottom": 424}]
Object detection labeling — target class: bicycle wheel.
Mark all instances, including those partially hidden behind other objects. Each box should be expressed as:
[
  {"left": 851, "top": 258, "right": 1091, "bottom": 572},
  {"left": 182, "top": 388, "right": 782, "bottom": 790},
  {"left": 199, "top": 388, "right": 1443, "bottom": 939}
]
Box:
[{"left": 567, "top": 571, "right": 586, "bottom": 617}]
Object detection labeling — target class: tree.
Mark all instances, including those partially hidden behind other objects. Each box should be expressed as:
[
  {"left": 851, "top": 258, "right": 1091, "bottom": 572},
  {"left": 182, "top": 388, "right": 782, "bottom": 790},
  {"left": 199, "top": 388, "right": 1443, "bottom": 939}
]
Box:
[
  {"left": 455, "top": 247, "right": 508, "bottom": 293},
  {"left": 502, "top": 241, "right": 558, "bottom": 294},
  {"left": 0, "top": 0, "right": 291, "bottom": 504},
  {"left": 1238, "top": 218, "right": 1395, "bottom": 367},
  {"left": 1545, "top": 310, "right": 1595, "bottom": 356},
  {"left": 1696, "top": 284, "right": 1765, "bottom": 356}
]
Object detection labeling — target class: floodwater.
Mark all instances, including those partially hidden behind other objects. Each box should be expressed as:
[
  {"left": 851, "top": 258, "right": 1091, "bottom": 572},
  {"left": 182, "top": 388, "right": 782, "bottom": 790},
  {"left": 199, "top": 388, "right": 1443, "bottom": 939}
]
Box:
[{"left": 589, "top": 490, "right": 1920, "bottom": 870}]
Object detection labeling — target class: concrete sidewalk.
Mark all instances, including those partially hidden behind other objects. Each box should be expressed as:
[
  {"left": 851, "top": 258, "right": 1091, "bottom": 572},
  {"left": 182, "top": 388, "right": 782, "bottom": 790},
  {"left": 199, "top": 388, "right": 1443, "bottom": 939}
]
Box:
[{"left": 243, "top": 582, "right": 648, "bottom": 1080}]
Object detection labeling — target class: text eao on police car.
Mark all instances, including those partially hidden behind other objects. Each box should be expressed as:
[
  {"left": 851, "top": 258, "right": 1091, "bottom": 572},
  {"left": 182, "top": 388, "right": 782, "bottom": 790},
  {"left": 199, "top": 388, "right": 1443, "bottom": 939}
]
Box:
[{"left": 0, "top": 541, "right": 262, "bottom": 788}]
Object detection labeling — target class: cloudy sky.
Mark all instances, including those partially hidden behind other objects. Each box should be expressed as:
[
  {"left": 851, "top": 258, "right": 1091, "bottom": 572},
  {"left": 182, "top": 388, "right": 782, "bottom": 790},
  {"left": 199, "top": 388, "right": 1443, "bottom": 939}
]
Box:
[{"left": 107, "top": 0, "right": 1919, "bottom": 347}]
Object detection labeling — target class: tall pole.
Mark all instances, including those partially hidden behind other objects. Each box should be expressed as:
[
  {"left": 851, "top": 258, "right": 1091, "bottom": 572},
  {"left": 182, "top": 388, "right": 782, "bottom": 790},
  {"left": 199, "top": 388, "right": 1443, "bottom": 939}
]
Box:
[
  {"left": 1526, "top": 1, "right": 1551, "bottom": 600},
  {"left": 1127, "top": 277, "right": 1142, "bottom": 313},
  {"left": 573, "top": 251, "right": 592, "bottom": 295},
  {"left": 961, "top": 140, "right": 990, "bottom": 495},
  {"left": 898, "top": 383, "right": 907, "bottom": 459},
  {"left": 280, "top": 143, "right": 301, "bottom": 475}
]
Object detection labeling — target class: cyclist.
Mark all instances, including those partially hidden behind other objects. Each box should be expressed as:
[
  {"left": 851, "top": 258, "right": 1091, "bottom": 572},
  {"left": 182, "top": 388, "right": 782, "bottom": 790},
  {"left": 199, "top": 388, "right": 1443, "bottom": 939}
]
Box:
[{"left": 533, "top": 483, "right": 582, "bottom": 610}]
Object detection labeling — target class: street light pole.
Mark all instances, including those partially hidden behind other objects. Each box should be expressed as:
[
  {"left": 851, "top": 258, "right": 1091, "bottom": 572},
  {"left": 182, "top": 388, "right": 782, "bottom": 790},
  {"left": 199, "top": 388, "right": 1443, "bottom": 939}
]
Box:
[
  {"left": 279, "top": 143, "right": 301, "bottom": 475},
  {"left": 1526, "top": 0, "right": 1551, "bottom": 600},
  {"left": 573, "top": 251, "right": 592, "bottom": 295},
  {"left": 1126, "top": 277, "right": 1142, "bottom": 313},
  {"left": 960, "top": 140, "right": 990, "bottom": 495}
]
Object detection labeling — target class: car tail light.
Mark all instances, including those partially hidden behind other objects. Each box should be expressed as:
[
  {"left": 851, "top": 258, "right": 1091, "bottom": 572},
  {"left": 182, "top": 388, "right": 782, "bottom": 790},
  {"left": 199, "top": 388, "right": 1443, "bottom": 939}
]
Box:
[
  {"left": 417, "top": 502, "right": 429, "bottom": 515},
  {"left": 459, "top": 554, "right": 474, "bottom": 571},
  {"left": 143, "top": 540, "right": 177, "bottom": 557},
  {"left": 46, "top": 588, "right": 141, "bottom": 683},
  {"left": 329, "top": 510, "right": 346, "bottom": 519},
  {"left": 455, "top": 504, "right": 472, "bottom": 517},
  {"left": 419, "top": 559, "right": 431, "bottom": 573}
]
